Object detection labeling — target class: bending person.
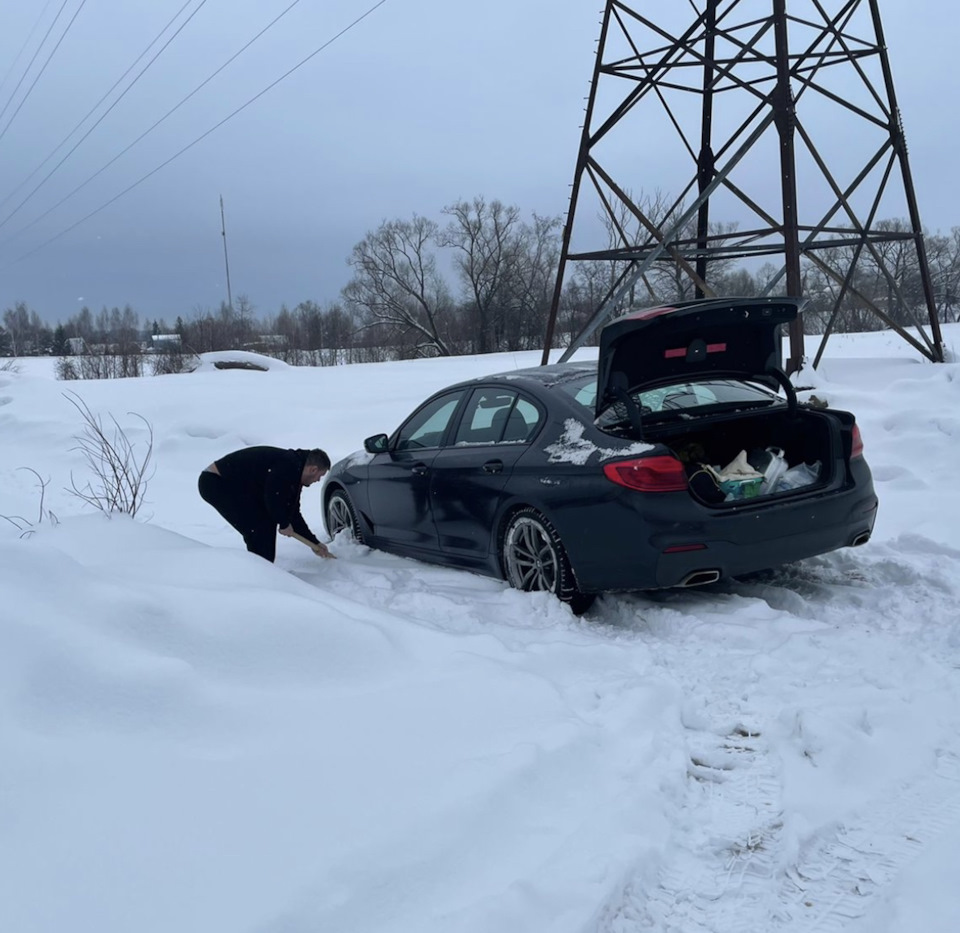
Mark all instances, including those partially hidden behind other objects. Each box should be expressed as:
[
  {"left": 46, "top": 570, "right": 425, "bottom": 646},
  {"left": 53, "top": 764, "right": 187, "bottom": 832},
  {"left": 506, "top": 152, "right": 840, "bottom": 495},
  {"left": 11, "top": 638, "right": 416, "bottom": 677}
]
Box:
[{"left": 198, "top": 446, "right": 334, "bottom": 562}]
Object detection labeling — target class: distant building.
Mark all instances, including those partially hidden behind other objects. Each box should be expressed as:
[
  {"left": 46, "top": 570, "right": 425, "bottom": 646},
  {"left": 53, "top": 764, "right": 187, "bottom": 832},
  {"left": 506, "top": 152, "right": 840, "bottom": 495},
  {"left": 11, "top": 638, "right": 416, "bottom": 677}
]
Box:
[{"left": 149, "top": 334, "right": 182, "bottom": 353}]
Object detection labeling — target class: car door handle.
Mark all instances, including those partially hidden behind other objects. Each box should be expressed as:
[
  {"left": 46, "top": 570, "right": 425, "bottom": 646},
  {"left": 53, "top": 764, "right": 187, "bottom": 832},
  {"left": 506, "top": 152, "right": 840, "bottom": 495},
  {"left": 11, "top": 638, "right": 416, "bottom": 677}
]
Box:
[
  {"left": 482, "top": 459, "right": 504, "bottom": 474},
  {"left": 410, "top": 462, "right": 429, "bottom": 476}
]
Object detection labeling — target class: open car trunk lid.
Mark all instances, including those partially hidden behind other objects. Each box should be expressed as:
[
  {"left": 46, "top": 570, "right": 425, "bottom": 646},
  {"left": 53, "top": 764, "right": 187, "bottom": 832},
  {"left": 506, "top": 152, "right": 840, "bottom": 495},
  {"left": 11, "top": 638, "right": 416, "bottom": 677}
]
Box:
[{"left": 595, "top": 297, "right": 803, "bottom": 419}]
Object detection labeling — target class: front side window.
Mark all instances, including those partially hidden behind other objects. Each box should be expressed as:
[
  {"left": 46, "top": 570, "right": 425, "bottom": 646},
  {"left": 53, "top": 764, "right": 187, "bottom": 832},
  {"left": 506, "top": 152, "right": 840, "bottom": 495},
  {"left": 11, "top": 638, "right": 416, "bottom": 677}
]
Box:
[{"left": 395, "top": 393, "right": 463, "bottom": 450}]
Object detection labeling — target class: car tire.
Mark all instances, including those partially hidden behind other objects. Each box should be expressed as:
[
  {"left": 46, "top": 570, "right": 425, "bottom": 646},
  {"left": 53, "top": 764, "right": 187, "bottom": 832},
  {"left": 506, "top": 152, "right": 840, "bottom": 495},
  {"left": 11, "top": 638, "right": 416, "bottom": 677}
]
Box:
[
  {"left": 501, "top": 508, "right": 594, "bottom": 615},
  {"left": 326, "top": 488, "right": 363, "bottom": 543}
]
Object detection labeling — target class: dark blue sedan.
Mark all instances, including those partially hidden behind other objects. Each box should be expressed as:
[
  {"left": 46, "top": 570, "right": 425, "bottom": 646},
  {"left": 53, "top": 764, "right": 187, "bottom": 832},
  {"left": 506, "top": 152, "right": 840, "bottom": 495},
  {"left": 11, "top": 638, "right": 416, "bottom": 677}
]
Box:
[{"left": 323, "top": 297, "right": 877, "bottom": 612}]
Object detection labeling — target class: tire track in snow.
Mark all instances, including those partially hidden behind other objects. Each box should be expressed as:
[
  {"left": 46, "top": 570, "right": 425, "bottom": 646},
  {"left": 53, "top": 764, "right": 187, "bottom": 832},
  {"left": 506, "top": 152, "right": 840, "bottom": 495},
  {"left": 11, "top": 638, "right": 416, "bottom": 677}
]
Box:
[
  {"left": 773, "top": 751, "right": 960, "bottom": 932},
  {"left": 590, "top": 540, "right": 960, "bottom": 933},
  {"left": 593, "top": 716, "right": 960, "bottom": 933},
  {"left": 594, "top": 715, "right": 787, "bottom": 933}
]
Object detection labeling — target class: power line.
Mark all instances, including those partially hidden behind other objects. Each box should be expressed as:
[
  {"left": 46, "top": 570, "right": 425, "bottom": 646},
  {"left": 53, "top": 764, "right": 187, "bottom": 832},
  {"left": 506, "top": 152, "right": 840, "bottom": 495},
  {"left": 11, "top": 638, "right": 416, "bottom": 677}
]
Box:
[
  {"left": 0, "top": 0, "right": 199, "bottom": 214},
  {"left": 0, "top": 0, "right": 208, "bottom": 229},
  {"left": 1, "top": 0, "right": 307, "bottom": 245},
  {"left": 0, "top": 0, "right": 88, "bottom": 147},
  {"left": 4, "top": 0, "right": 393, "bottom": 270},
  {"left": 0, "top": 0, "right": 70, "bottom": 129},
  {"left": 0, "top": 0, "right": 58, "bottom": 104}
]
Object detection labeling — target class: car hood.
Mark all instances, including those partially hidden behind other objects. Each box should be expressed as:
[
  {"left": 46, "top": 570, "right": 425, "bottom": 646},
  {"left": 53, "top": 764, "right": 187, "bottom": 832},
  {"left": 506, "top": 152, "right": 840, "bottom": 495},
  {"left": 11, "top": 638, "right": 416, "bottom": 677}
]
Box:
[{"left": 595, "top": 296, "right": 803, "bottom": 416}]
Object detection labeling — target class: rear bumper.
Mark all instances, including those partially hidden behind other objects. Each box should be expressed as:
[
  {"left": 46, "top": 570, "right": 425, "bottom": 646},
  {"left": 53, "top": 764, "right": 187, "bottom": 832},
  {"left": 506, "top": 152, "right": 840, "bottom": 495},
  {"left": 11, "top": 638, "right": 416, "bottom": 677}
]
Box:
[
  {"left": 652, "top": 489, "right": 878, "bottom": 588},
  {"left": 560, "top": 480, "right": 879, "bottom": 593}
]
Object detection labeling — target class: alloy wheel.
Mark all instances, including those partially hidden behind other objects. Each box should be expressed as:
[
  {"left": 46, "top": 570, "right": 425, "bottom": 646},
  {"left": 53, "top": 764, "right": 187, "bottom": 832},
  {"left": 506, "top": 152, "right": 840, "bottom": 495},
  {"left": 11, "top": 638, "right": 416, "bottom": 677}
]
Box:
[
  {"left": 327, "top": 491, "right": 357, "bottom": 538},
  {"left": 503, "top": 515, "right": 560, "bottom": 593}
]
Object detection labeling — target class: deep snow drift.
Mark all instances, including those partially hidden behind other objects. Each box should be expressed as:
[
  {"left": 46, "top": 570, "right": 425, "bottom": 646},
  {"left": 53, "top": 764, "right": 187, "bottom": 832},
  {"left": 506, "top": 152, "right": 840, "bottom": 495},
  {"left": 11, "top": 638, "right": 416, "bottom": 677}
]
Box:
[{"left": 1, "top": 327, "right": 959, "bottom": 933}]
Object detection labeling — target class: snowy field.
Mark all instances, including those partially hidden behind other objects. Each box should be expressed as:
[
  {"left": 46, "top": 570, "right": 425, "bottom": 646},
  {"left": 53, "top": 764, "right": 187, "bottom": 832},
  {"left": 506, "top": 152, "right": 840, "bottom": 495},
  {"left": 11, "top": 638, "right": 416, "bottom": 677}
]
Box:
[{"left": 1, "top": 325, "right": 959, "bottom": 933}]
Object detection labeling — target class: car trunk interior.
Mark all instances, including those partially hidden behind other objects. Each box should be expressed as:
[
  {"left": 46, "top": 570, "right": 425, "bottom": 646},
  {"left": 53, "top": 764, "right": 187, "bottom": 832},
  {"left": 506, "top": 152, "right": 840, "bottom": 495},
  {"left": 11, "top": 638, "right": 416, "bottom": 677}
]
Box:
[{"left": 649, "top": 409, "right": 837, "bottom": 503}]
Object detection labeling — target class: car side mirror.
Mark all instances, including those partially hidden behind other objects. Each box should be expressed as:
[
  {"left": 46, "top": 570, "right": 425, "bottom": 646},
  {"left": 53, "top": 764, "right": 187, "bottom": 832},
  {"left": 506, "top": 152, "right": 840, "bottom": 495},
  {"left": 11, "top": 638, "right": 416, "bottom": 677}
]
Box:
[{"left": 363, "top": 433, "right": 389, "bottom": 454}]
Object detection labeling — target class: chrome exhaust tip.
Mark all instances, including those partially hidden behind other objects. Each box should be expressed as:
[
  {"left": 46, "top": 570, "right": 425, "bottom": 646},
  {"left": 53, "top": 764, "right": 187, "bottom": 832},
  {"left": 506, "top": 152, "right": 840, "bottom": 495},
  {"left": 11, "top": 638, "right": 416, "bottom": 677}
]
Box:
[
  {"left": 679, "top": 569, "right": 722, "bottom": 587},
  {"left": 851, "top": 531, "right": 871, "bottom": 547}
]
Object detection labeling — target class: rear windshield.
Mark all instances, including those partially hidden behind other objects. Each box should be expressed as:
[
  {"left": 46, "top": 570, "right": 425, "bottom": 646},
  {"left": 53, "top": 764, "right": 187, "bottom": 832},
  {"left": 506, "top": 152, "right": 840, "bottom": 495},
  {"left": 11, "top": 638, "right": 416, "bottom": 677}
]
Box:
[{"left": 558, "top": 374, "right": 780, "bottom": 422}]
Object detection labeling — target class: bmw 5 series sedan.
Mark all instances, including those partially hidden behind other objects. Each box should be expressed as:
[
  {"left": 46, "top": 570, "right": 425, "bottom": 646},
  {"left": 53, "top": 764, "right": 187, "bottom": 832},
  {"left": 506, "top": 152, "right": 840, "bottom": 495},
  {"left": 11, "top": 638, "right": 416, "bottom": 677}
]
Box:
[{"left": 323, "top": 297, "right": 878, "bottom": 612}]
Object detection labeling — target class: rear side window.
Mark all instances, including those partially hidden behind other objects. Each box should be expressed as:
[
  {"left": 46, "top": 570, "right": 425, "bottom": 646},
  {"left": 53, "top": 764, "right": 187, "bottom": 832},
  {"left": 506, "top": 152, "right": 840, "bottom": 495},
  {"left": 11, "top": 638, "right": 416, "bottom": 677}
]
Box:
[
  {"left": 506, "top": 398, "right": 541, "bottom": 443},
  {"left": 454, "top": 389, "right": 541, "bottom": 446},
  {"left": 558, "top": 375, "right": 597, "bottom": 411}
]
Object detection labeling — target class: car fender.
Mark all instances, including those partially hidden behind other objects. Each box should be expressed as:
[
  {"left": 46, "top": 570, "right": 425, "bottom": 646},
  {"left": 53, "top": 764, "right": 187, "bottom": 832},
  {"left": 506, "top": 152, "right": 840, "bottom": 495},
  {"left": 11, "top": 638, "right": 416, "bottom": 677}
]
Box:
[
  {"left": 489, "top": 480, "right": 596, "bottom": 579},
  {"left": 323, "top": 462, "right": 374, "bottom": 539}
]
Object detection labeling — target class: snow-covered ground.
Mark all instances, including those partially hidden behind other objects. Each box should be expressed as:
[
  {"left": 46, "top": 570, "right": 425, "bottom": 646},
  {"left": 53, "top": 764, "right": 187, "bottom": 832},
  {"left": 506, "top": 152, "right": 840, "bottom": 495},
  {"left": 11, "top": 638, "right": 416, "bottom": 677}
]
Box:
[{"left": 1, "top": 325, "right": 959, "bottom": 933}]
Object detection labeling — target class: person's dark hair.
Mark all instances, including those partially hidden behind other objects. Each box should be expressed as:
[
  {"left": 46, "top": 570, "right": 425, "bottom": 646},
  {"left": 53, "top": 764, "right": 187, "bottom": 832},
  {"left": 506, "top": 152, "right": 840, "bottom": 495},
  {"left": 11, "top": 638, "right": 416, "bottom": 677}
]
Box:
[{"left": 306, "top": 448, "right": 331, "bottom": 471}]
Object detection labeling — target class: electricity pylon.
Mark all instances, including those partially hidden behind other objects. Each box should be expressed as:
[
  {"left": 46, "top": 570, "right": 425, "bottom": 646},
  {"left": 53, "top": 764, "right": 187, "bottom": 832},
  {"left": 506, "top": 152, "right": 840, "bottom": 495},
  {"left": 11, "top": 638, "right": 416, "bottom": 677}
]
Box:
[{"left": 542, "top": 0, "right": 945, "bottom": 371}]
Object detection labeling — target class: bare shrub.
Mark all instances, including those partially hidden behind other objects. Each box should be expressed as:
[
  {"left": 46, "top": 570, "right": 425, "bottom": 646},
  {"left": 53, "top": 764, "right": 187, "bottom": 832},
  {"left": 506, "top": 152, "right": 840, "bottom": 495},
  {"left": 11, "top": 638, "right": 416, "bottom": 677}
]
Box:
[
  {"left": 64, "top": 392, "right": 154, "bottom": 518},
  {"left": 1, "top": 468, "right": 59, "bottom": 537},
  {"left": 150, "top": 348, "right": 188, "bottom": 375},
  {"left": 55, "top": 357, "right": 81, "bottom": 380}
]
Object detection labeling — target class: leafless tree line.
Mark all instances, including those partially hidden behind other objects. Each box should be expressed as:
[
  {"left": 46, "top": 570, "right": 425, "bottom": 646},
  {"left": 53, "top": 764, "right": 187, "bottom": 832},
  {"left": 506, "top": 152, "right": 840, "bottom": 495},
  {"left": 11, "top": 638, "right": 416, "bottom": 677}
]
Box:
[{"left": 3, "top": 195, "right": 959, "bottom": 375}]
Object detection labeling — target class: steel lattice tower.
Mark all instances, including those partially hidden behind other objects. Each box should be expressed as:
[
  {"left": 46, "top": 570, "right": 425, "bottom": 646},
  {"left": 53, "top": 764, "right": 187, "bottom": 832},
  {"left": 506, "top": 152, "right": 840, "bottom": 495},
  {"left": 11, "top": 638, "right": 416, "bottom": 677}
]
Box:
[{"left": 542, "top": 0, "right": 945, "bottom": 371}]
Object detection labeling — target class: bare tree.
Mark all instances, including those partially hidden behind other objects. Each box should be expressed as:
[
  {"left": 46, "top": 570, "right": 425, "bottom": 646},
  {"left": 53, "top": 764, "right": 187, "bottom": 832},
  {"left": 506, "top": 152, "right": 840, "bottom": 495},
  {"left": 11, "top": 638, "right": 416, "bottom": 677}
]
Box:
[
  {"left": 498, "top": 212, "right": 562, "bottom": 350},
  {"left": 181, "top": 304, "right": 238, "bottom": 353},
  {"left": 115, "top": 305, "right": 143, "bottom": 377},
  {"left": 235, "top": 295, "right": 256, "bottom": 348},
  {"left": 920, "top": 227, "right": 960, "bottom": 324},
  {"left": 3, "top": 302, "right": 31, "bottom": 355},
  {"left": 860, "top": 218, "right": 928, "bottom": 329},
  {"left": 320, "top": 303, "right": 355, "bottom": 364},
  {"left": 295, "top": 301, "right": 324, "bottom": 353},
  {"left": 597, "top": 189, "right": 671, "bottom": 309},
  {"left": 802, "top": 245, "right": 884, "bottom": 334},
  {"left": 343, "top": 215, "right": 453, "bottom": 356},
  {"left": 440, "top": 197, "right": 525, "bottom": 353},
  {"left": 645, "top": 202, "right": 739, "bottom": 303}
]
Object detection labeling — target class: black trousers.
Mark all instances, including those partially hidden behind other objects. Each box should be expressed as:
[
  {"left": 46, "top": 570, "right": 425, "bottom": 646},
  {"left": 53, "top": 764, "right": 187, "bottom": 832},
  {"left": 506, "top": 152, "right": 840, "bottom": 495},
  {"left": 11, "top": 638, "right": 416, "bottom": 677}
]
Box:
[{"left": 198, "top": 471, "right": 277, "bottom": 561}]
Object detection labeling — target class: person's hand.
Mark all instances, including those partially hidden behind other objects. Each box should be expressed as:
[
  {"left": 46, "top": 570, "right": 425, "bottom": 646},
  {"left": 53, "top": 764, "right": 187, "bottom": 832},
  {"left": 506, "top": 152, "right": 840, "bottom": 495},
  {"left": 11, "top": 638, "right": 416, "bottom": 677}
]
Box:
[
  {"left": 278, "top": 524, "right": 295, "bottom": 537},
  {"left": 311, "top": 541, "right": 336, "bottom": 559}
]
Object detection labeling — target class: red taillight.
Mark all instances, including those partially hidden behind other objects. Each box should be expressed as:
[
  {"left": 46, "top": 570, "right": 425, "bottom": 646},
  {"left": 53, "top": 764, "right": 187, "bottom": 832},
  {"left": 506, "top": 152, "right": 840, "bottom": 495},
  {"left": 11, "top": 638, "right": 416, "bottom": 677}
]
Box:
[
  {"left": 603, "top": 455, "right": 688, "bottom": 492},
  {"left": 851, "top": 424, "right": 864, "bottom": 459}
]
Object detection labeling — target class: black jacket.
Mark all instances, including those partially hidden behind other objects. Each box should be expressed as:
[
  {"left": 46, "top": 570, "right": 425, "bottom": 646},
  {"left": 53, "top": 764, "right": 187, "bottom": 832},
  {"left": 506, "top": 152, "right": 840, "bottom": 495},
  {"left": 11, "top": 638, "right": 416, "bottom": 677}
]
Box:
[{"left": 214, "top": 446, "right": 320, "bottom": 544}]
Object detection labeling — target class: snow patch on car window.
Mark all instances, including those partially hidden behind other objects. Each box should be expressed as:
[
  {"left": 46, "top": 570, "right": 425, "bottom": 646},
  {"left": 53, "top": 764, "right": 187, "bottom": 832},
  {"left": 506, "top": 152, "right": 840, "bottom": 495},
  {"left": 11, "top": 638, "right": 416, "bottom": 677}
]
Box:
[{"left": 545, "top": 419, "right": 653, "bottom": 464}]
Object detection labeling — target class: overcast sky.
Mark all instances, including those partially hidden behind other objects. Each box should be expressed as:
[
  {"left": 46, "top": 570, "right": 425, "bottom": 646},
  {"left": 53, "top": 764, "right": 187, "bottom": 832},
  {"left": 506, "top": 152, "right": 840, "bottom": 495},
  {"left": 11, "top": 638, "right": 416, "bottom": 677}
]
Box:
[{"left": 0, "top": 0, "right": 956, "bottom": 325}]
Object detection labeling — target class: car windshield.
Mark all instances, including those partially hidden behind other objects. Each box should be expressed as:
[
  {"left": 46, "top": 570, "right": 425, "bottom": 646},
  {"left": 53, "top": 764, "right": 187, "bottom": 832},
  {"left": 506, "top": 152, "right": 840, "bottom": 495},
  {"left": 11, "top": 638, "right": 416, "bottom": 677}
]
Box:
[{"left": 558, "top": 374, "right": 780, "bottom": 426}]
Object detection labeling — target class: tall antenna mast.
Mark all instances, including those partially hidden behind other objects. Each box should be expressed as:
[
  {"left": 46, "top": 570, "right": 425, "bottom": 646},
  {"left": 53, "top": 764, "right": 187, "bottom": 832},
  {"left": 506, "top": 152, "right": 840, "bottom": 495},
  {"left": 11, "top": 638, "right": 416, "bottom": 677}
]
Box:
[{"left": 220, "top": 194, "right": 234, "bottom": 313}]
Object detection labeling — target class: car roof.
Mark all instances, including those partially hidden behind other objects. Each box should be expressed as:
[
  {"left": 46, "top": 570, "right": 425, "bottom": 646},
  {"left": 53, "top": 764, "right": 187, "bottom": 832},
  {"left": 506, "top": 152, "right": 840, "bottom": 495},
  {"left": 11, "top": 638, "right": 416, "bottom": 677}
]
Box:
[
  {"left": 420, "top": 362, "right": 594, "bottom": 402},
  {"left": 461, "top": 360, "right": 595, "bottom": 392}
]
